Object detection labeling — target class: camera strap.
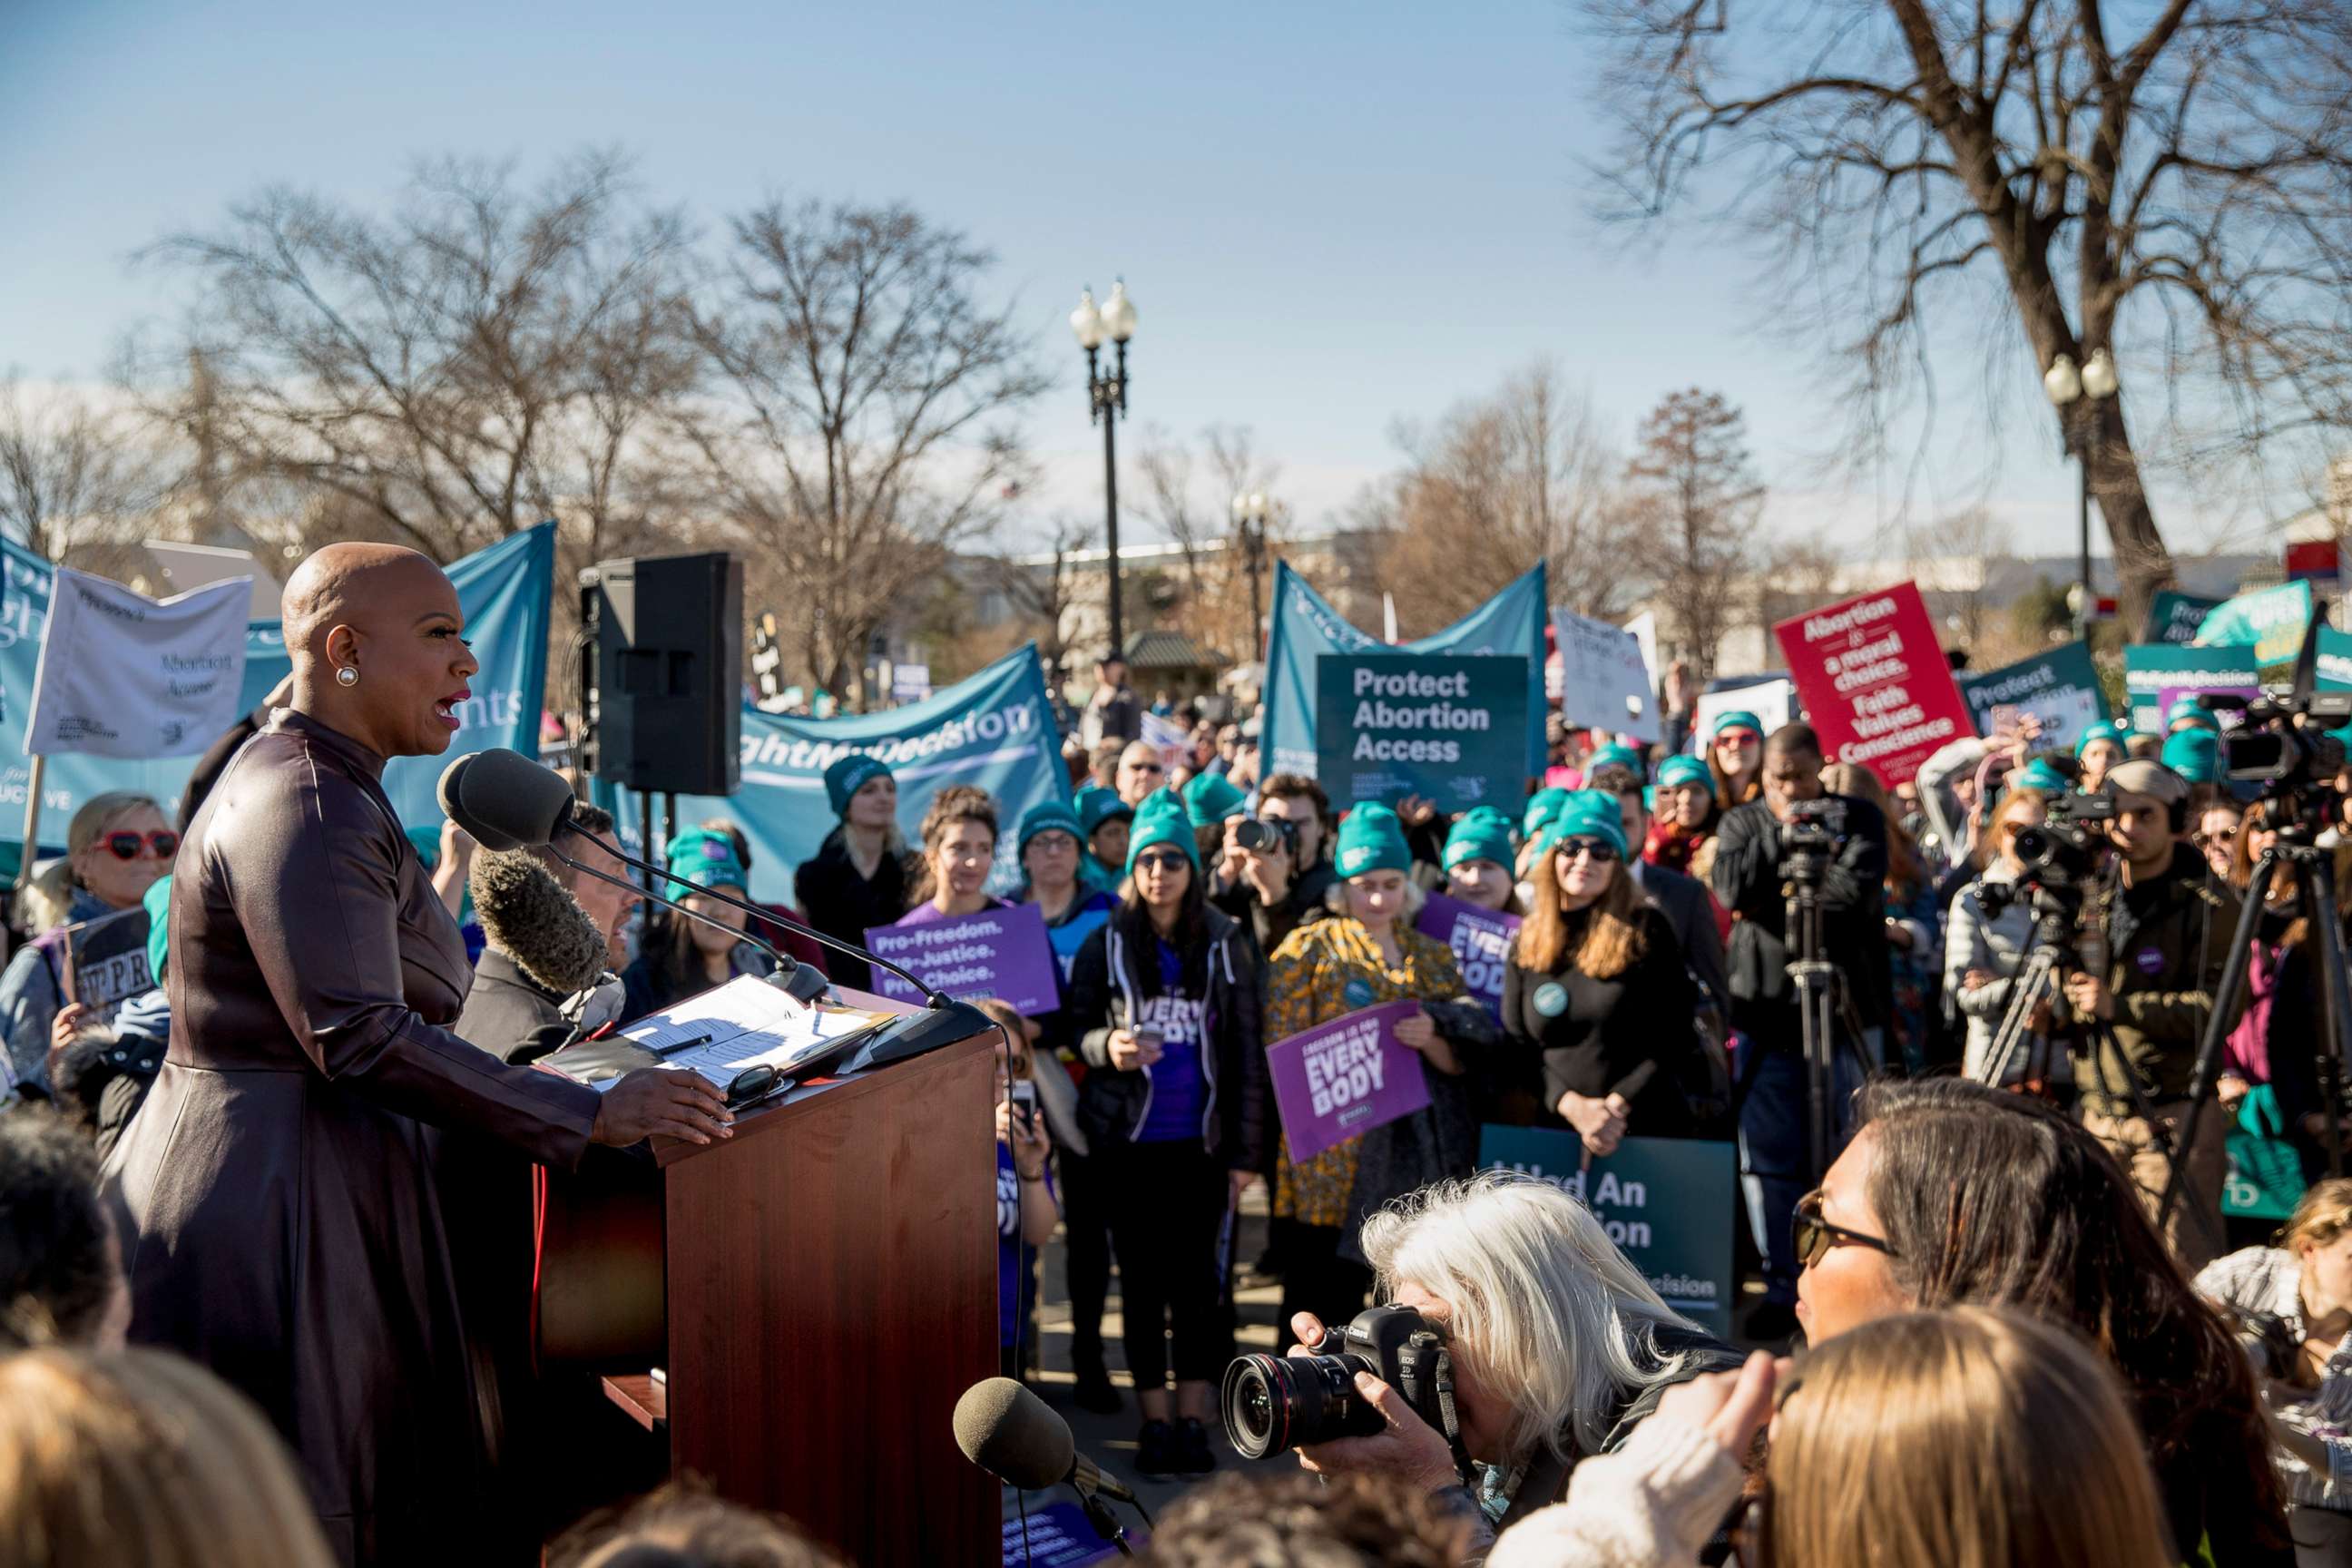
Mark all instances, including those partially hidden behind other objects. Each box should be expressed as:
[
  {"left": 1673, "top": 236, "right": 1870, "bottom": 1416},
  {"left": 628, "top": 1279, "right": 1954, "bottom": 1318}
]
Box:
[{"left": 1432, "top": 1350, "right": 1474, "bottom": 1487}]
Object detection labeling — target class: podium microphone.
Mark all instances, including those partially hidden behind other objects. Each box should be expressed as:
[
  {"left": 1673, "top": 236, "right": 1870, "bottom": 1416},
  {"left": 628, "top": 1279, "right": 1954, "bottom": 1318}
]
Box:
[{"left": 953, "top": 1377, "right": 1139, "bottom": 1505}]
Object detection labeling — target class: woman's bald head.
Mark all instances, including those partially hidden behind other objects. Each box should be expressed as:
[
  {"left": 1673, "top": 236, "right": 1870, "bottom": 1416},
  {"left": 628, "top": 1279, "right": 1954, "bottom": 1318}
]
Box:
[
  {"left": 281, "top": 542, "right": 478, "bottom": 760},
  {"left": 281, "top": 544, "right": 455, "bottom": 662}
]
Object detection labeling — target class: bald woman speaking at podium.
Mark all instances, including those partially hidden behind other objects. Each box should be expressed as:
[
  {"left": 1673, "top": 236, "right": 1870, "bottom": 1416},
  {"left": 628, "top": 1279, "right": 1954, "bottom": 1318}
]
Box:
[{"left": 103, "top": 543, "right": 732, "bottom": 1566}]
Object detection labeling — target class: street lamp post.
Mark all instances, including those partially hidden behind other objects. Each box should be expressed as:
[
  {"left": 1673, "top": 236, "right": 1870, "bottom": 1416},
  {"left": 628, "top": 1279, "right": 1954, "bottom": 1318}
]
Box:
[
  {"left": 1231, "top": 489, "right": 1271, "bottom": 659},
  {"left": 1071, "top": 280, "right": 1137, "bottom": 657},
  {"left": 2043, "top": 348, "right": 2120, "bottom": 637}
]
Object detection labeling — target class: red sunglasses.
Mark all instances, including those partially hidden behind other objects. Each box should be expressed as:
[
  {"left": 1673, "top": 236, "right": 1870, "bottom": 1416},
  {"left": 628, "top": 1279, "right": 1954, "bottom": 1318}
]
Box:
[{"left": 104, "top": 830, "right": 179, "bottom": 861}]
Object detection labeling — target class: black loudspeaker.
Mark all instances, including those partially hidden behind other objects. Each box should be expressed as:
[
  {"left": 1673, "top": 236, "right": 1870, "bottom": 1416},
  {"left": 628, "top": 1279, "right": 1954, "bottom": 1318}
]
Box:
[{"left": 581, "top": 552, "right": 742, "bottom": 796}]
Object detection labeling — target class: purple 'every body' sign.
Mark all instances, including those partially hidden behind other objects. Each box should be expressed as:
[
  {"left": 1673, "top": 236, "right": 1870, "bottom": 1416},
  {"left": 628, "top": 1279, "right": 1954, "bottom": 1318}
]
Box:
[
  {"left": 1414, "top": 893, "right": 1520, "bottom": 1019},
  {"left": 1267, "top": 999, "right": 1433, "bottom": 1163},
  {"left": 864, "top": 901, "right": 1061, "bottom": 1016}
]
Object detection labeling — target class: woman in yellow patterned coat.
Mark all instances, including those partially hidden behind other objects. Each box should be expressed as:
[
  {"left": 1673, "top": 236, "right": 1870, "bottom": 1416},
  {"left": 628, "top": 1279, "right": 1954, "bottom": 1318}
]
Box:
[{"left": 1267, "top": 804, "right": 1498, "bottom": 1348}]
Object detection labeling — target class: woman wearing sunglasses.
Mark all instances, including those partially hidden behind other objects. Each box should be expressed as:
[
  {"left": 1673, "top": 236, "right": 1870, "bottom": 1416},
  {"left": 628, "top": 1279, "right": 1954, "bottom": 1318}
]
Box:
[
  {"left": 1501, "top": 791, "right": 1703, "bottom": 1153},
  {"left": 1705, "top": 710, "right": 1766, "bottom": 808},
  {"left": 1265, "top": 804, "right": 1496, "bottom": 1349},
  {"left": 1488, "top": 1307, "right": 2177, "bottom": 1568},
  {"left": 1, "top": 790, "right": 174, "bottom": 1093},
  {"left": 1063, "top": 788, "right": 1267, "bottom": 1477},
  {"left": 1789, "top": 1078, "right": 2291, "bottom": 1567}
]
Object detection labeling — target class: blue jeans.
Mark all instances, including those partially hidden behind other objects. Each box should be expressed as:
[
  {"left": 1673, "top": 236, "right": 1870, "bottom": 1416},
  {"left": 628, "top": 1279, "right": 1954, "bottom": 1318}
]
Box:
[{"left": 1736, "top": 1033, "right": 1868, "bottom": 1306}]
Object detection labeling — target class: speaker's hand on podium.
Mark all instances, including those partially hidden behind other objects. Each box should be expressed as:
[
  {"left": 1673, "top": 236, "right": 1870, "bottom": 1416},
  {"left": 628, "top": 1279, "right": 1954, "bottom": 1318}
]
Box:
[{"left": 593, "top": 1068, "right": 736, "bottom": 1147}]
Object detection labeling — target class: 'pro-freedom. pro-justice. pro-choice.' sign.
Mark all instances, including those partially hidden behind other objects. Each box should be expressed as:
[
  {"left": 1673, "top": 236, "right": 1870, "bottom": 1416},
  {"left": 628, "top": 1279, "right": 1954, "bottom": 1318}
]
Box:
[{"left": 1316, "top": 652, "right": 1528, "bottom": 811}]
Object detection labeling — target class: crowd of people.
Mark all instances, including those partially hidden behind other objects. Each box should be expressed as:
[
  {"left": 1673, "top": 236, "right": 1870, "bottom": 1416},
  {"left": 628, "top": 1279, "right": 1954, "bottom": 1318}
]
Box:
[{"left": 10, "top": 577, "right": 2352, "bottom": 1566}]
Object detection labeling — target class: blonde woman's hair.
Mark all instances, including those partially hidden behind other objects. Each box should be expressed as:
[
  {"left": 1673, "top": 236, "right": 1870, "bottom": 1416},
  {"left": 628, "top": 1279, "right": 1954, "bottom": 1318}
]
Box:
[
  {"left": 1764, "top": 1308, "right": 2176, "bottom": 1568},
  {"left": 1514, "top": 851, "right": 1645, "bottom": 980},
  {"left": 2279, "top": 1177, "right": 2352, "bottom": 1255},
  {"left": 12, "top": 793, "right": 163, "bottom": 934},
  {"left": 0, "top": 1347, "right": 335, "bottom": 1568},
  {"left": 1357, "top": 1172, "right": 1700, "bottom": 1463}
]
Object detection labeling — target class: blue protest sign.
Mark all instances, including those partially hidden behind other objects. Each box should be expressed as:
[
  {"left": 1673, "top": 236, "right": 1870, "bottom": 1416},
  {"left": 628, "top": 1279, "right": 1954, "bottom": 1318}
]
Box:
[
  {"left": 0, "top": 524, "right": 554, "bottom": 848},
  {"left": 1314, "top": 652, "right": 1529, "bottom": 810},
  {"left": 865, "top": 902, "right": 1062, "bottom": 1015},
  {"left": 604, "top": 643, "right": 1065, "bottom": 906},
  {"left": 1956, "top": 641, "right": 2108, "bottom": 750},
  {"left": 2148, "top": 590, "right": 2221, "bottom": 646},
  {"left": 1262, "top": 561, "right": 1546, "bottom": 780},
  {"left": 2317, "top": 627, "right": 2352, "bottom": 692},
  {"left": 1002, "top": 1501, "right": 1142, "bottom": 1565},
  {"left": 1477, "top": 1125, "right": 1738, "bottom": 1340},
  {"left": 2123, "top": 642, "right": 2261, "bottom": 732}
]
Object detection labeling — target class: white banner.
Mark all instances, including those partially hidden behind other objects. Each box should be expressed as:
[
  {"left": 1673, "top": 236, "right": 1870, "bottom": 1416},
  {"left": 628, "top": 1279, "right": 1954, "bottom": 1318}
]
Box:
[
  {"left": 24, "top": 567, "right": 250, "bottom": 759},
  {"left": 1693, "top": 679, "right": 1796, "bottom": 753},
  {"left": 1551, "top": 609, "right": 1657, "bottom": 743},
  {"left": 1623, "top": 610, "right": 1661, "bottom": 686}
]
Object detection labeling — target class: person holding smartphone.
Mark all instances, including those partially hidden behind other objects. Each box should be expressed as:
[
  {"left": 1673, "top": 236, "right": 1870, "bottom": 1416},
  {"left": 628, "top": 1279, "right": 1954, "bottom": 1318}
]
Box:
[
  {"left": 1063, "top": 789, "right": 1267, "bottom": 1476},
  {"left": 976, "top": 998, "right": 1058, "bottom": 1383}
]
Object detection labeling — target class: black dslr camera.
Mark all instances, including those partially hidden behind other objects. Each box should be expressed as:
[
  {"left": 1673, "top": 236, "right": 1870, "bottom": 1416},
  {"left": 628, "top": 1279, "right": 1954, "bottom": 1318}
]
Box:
[
  {"left": 1220, "top": 1305, "right": 1454, "bottom": 1460},
  {"left": 2012, "top": 789, "right": 2117, "bottom": 888},
  {"left": 1232, "top": 817, "right": 1300, "bottom": 855}
]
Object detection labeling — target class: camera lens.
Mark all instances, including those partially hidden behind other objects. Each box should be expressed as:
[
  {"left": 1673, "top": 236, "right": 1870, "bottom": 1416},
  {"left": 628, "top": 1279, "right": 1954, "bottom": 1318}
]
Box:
[{"left": 1220, "top": 1353, "right": 1373, "bottom": 1459}]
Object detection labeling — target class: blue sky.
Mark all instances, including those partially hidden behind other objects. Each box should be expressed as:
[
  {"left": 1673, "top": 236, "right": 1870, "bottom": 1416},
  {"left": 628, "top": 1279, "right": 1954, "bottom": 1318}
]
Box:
[{"left": 0, "top": 0, "right": 2263, "bottom": 560}]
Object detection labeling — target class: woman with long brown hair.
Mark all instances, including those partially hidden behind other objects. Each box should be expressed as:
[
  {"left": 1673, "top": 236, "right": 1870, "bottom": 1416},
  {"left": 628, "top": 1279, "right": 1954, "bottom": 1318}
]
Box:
[
  {"left": 1705, "top": 710, "right": 1766, "bottom": 807},
  {"left": 1794, "top": 1076, "right": 2293, "bottom": 1566},
  {"left": 1489, "top": 1307, "right": 2179, "bottom": 1568},
  {"left": 1943, "top": 781, "right": 2057, "bottom": 1083},
  {"left": 1501, "top": 791, "right": 1704, "bottom": 1152}
]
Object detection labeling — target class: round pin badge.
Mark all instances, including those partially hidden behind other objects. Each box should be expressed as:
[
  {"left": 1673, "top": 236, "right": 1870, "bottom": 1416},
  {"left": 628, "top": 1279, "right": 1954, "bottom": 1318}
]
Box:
[
  {"left": 1534, "top": 981, "right": 1569, "bottom": 1018},
  {"left": 1343, "top": 977, "right": 1376, "bottom": 1009}
]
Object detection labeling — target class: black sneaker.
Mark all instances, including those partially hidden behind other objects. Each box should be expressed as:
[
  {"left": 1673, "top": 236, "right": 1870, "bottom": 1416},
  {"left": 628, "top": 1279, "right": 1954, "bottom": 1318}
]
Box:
[
  {"left": 1135, "top": 1418, "right": 1179, "bottom": 1477},
  {"left": 1174, "top": 1416, "right": 1217, "bottom": 1475},
  {"left": 1072, "top": 1359, "right": 1122, "bottom": 1416}
]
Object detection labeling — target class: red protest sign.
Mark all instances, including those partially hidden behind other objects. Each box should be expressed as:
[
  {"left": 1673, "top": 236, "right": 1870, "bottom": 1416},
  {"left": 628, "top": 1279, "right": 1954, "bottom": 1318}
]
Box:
[{"left": 1772, "top": 582, "right": 1972, "bottom": 787}]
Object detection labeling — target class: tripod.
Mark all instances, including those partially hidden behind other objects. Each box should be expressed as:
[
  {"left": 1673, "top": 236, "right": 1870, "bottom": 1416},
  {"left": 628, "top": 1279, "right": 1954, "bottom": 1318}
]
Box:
[
  {"left": 2159, "top": 826, "right": 2352, "bottom": 1232},
  {"left": 1784, "top": 865, "right": 1873, "bottom": 1182}
]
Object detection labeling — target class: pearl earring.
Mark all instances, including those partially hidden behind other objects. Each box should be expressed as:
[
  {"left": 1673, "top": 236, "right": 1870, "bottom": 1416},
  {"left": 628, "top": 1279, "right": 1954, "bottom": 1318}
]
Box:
[{"left": 336, "top": 666, "right": 359, "bottom": 688}]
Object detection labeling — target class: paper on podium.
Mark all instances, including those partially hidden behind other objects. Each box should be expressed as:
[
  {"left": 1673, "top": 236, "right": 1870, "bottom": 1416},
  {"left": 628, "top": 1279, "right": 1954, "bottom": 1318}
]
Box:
[{"left": 600, "top": 975, "right": 896, "bottom": 1093}]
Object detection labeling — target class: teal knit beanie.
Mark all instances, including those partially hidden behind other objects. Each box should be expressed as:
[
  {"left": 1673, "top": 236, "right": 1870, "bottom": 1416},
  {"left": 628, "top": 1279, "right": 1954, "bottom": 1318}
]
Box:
[{"left": 1333, "top": 805, "right": 1412, "bottom": 879}]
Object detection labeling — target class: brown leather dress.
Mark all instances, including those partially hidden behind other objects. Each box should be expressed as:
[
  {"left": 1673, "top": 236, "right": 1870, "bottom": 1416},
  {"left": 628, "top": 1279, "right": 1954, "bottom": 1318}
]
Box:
[{"left": 103, "top": 710, "right": 603, "bottom": 1566}]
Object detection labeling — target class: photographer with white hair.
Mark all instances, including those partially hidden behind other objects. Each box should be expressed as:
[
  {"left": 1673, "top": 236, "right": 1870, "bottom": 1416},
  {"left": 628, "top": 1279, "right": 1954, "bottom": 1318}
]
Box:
[{"left": 1281, "top": 1171, "right": 1742, "bottom": 1555}]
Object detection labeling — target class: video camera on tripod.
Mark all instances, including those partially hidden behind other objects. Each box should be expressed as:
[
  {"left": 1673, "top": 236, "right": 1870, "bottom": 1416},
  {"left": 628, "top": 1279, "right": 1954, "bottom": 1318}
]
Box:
[
  {"left": 1777, "top": 796, "right": 1847, "bottom": 882},
  {"left": 1979, "top": 789, "right": 2119, "bottom": 926}
]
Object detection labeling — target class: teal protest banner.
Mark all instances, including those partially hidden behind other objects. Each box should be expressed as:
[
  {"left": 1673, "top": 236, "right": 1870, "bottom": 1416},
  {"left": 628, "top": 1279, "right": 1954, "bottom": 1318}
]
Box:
[
  {"left": 0, "top": 523, "right": 554, "bottom": 850},
  {"left": 2148, "top": 590, "right": 2222, "bottom": 645},
  {"left": 1314, "top": 652, "right": 1529, "bottom": 811},
  {"left": 1478, "top": 1125, "right": 1738, "bottom": 1340},
  {"left": 603, "top": 642, "right": 1064, "bottom": 906},
  {"left": 2196, "top": 581, "right": 2313, "bottom": 665},
  {"left": 2123, "top": 642, "right": 2260, "bottom": 733},
  {"left": 1956, "top": 641, "right": 2108, "bottom": 750},
  {"left": 1261, "top": 561, "right": 1546, "bottom": 781}
]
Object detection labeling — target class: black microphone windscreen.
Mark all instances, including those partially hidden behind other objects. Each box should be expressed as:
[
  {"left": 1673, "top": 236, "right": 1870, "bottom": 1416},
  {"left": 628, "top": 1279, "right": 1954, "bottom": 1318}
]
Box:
[
  {"left": 453, "top": 747, "right": 576, "bottom": 850},
  {"left": 951, "top": 1377, "right": 1073, "bottom": 1490},
  {"left": 436, "top": 755, "right": 518, "bottom": 850},
  {"left": 469, "top": 849, "right": 610, "bottom": 995}
]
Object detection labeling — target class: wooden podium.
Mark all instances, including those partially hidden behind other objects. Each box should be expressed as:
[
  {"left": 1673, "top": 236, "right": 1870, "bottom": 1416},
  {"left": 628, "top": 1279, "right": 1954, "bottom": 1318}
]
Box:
[{"left": 536, "top": 1026, "right": 1000, "bottom": 1565}]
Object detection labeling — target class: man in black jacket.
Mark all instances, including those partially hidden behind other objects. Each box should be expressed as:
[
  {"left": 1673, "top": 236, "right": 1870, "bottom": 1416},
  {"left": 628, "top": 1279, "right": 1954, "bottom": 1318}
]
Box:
[{"left": 1710, "top": 724, "right": 1889, "bottom": 1334}]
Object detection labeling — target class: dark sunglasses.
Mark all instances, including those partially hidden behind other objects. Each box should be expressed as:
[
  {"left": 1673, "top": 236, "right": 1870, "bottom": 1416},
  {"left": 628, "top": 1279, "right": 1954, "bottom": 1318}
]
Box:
[
  {"left": 1792, "top": 1189, "right": 1895, "bottom": 1270},
  {"left": 105, "top": 830, "right": 178, "bottom": 861},
  {"left": 1554, "top": 836, "right": 1620, "bottom": 864},
  {"left": 1133, "top": 849, "right": 1191, "bottom": 874},
  {"left": 1129, "top": 760, "right": 1164, "bottom": 774}
]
